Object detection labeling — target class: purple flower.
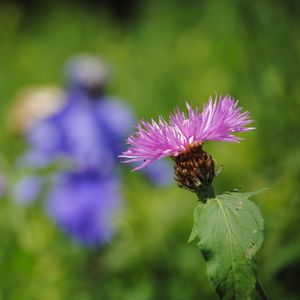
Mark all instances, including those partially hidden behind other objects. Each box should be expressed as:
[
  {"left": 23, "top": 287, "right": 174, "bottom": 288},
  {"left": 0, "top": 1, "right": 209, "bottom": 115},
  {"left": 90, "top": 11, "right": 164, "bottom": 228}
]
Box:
[
  {"left": 46, "top": 171, "right": 121, "bottom": 246},
  {"left": 120, "top": 95, "right": 255, "bottom": 170},
  {"left": 22, "top": 94, "right": 137, "bottom": 174}
]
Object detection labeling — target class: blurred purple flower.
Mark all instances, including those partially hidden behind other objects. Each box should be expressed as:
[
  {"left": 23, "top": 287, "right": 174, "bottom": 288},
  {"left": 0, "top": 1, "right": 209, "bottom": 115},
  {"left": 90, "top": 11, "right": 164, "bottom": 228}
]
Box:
[
  {"left": 14, "top": 55, "right": 173, "bottom": 246},
  {"left": 121, "top": 96, "right": 255, "bottom": 169},
  {"left": 46, "top": 171, "right": 121, "bottom": 246},
  {"left": 24, "top": 96, "right": 120, "bottom": 173}
]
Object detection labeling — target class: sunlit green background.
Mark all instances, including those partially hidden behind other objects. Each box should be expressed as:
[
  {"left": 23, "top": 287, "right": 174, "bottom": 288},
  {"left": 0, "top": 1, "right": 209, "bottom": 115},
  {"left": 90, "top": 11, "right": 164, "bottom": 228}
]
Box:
[{"left": 0, "top": 0, "right": 300, "bottom": 299}]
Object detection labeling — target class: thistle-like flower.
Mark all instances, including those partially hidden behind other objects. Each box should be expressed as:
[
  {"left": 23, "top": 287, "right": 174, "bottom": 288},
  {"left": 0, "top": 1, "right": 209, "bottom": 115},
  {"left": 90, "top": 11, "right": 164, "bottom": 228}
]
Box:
[{"left": 120, "top": 95, "right": 254, "bottom": 197}]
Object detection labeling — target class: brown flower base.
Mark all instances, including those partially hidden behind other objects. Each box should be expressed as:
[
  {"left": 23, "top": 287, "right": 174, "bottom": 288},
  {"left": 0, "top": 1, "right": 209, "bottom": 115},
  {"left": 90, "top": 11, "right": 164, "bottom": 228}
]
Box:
[{"left": 172, "top": 142, "right": 215, "bottom": 195}]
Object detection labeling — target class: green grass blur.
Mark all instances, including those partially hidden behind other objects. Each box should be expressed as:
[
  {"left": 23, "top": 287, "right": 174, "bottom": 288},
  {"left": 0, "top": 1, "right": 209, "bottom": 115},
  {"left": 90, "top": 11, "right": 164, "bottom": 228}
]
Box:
[{"left": 0, "top": 0, "right": 300, "bottom": 299}]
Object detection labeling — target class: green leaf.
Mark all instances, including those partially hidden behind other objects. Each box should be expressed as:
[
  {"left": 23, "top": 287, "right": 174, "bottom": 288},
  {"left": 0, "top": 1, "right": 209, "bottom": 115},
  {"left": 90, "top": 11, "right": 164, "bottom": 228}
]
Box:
[{"left": 191, "top": 190, "right": 265, "bottom": 300}]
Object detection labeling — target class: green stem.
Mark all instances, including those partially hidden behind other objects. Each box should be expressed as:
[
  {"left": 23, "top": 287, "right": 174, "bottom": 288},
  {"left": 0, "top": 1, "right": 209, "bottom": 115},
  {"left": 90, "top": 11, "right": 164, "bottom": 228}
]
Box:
[
  {"left": 255, "top": 279, "right": 268, "bottom": 300},
  {"left": 196, "top": 184, "right": 215, "bottom": 203}
]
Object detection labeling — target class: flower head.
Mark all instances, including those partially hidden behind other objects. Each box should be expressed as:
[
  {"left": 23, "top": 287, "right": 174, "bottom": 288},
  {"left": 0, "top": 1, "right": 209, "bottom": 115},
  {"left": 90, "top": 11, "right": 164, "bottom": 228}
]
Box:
[{"left": 120, "top": 95, "right": 255, "bottom": 170}]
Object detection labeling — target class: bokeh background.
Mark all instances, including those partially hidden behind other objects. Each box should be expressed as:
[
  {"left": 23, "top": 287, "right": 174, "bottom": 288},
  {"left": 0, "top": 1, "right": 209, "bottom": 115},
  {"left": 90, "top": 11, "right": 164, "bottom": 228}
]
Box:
[{"left": 0, "top": 0, "right": 300, "bottom": 299}]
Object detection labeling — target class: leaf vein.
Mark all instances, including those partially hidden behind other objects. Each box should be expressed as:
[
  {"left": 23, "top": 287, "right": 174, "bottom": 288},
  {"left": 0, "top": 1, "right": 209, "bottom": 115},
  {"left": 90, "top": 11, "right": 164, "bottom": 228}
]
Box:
[{"left": 216, "top": 198, "right": 238, "bottom": 297}]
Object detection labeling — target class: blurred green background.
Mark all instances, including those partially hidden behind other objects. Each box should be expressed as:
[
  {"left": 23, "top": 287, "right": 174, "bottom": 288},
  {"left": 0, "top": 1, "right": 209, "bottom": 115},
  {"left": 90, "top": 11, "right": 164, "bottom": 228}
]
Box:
[{"left": 0, "top": 0, "right": 300, "bottom": 299}]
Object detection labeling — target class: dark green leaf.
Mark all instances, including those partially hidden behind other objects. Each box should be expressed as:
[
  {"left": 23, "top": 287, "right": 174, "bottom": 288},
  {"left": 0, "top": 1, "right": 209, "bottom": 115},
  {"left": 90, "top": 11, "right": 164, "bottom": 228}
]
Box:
[{"left": 190, "top": 190, "right": 265, "bottom": 300}]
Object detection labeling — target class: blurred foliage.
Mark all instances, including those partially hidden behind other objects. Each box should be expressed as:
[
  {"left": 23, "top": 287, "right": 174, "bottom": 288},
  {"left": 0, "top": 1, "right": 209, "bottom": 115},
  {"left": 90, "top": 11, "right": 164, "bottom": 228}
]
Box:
[{"left": 0, "top": 0, "right": 300, "bottom": 299}]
